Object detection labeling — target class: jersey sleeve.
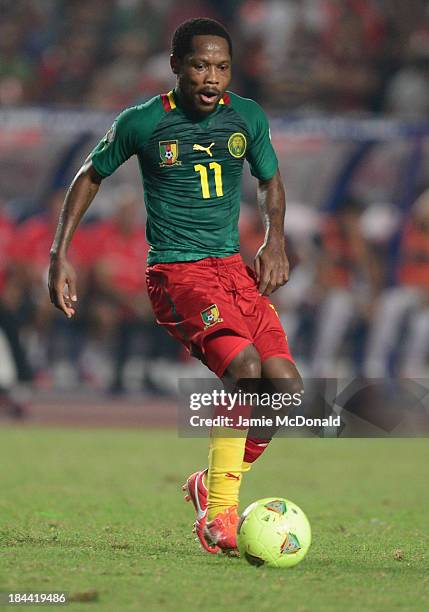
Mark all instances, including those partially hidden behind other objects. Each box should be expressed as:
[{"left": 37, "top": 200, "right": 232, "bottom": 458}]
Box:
[
  {"left": 245, "top": 101, "right": 278, "bottom": 181},
  {"left": 90, "top": 107, "right": 140, "bottom": 178}
]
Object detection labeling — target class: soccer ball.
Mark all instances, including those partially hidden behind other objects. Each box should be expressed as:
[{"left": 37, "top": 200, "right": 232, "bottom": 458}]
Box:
[{"left": 237, "top": 498, "right": 311, "bottom": 568}]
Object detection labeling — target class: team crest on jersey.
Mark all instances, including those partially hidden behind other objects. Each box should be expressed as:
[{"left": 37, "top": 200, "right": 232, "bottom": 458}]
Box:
[
  {"left": 159, "top": 140, "right": 181, "bottom": 166},
  {"left": 201, "top": 304, "right": 223, "bottom": 329},
  {"left": 228, "top": 132, "right": 247, "bottom": 158}
]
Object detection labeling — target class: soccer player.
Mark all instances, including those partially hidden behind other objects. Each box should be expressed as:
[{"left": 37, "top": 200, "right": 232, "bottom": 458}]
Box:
[{"left": 48, "top": 18, "right": 302, "bottom": 554}]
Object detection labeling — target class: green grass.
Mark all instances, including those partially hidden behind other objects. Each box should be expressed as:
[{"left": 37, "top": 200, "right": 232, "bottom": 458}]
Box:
[{"left": 0, "top": 428, "right": 428, "bottom": 611}]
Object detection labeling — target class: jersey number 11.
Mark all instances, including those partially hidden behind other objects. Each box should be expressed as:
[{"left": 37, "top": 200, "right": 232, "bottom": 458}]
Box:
[{"left": 194, "top": 163, "right": 223, "bottom": 199}]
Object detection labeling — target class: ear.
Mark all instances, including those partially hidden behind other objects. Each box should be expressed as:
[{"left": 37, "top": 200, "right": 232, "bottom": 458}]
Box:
[{"left": 170, "top": 54, "right": 179, "bottom": 75}]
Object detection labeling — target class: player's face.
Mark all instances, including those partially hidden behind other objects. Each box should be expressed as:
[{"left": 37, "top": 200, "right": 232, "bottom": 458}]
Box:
[{"left": 172, "top": 35, "right": 232, "bottom": 115}]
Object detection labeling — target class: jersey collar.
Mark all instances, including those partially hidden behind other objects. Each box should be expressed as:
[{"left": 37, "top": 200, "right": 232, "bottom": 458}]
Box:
[{"left": 163, "top": 89, "right": 230, "bottom": 112}]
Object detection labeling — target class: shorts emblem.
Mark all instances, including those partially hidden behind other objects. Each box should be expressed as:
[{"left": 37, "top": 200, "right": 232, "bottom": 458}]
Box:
[{"left": 201, "top": 304, "right": 223, "bottom": 329}]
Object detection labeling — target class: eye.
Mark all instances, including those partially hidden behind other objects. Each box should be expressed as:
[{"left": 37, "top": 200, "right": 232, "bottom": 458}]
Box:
[{"left": 194, "top": 63, "right": 206, "bottom": 71}]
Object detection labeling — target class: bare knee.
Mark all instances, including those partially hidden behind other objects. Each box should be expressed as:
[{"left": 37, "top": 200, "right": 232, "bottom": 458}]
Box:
[
  {"left": 262, "top": 357, "right": 304, "bottom": 395},
  {"left": 223, "top": 344, "right": 261, "bottom": 381}
]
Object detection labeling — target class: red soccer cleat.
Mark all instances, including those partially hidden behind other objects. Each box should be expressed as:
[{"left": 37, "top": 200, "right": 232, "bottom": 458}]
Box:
[
  {"left": 204, "top": 506, "right": 239, "bottom": 554},
  {"left": 182, "top": 469, "right": 220, "bottom": 554}
]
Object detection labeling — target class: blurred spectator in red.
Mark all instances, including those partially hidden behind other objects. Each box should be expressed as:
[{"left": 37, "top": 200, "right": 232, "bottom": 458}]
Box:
[
  {"left": 238, "top": 0, "right": 302, "bottom": 106},
  {"left": 315, "top": 0, "right": 385, "bottom": 112},
  {"left": 365, "top": 189, "right": 429, "bottom": 377},
  {"left": 90, "top": 186, "right": 178, "bottom": 393},
  {"left": 0, "top": 200, "right": 32, "bottom": 417},
  {"left": 11, "top": 190, "right": 93, "bottom": 382},
  {"left": 311, "top": 197, "right": 379, "bottom": 376},
  {"left": 0, "top": 201, "right": 32, "bottom": 379},
  {"left": 92, "top": 186, "right": 150, "bottom": 318},
  {"left": 12, "top": 190, "right": 92, "bottom": 299},
  {"left": 0, "top": 206, "right": 16, "bottom": 304}
]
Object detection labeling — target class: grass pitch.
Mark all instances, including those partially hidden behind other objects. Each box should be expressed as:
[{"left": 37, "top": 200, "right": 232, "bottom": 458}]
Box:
[{"left": 0, "top": 427, "right": 428, "bottom": 611}]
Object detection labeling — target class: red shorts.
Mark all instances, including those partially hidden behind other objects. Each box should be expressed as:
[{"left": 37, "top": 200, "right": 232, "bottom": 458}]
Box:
[{"left": 146, "top": 254, "right": 294, "bottom": 378}]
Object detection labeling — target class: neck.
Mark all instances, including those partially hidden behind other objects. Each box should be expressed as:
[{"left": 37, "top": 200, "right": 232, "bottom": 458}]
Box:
[{"left": 174, "top": 86, "right": 214, "bottom": 119}]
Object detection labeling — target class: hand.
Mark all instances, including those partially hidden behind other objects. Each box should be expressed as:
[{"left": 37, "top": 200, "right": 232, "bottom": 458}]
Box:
[
  {"left": 254, "top": 236, "right": 289, "bottom": 296},
  {"left": 48, "top": 256, "right": 77, "bottom": 318}
]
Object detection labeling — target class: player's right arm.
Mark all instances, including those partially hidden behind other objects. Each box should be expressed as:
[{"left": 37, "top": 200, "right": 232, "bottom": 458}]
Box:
[
  {"left": 48, "top": 160, "right": 102, "bottom": 318},
  {"left": 48, "top": 104, "right": 147, "bottom": 317}
]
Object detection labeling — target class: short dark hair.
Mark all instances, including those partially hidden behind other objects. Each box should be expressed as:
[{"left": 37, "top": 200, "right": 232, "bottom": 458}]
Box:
[{"left": 171, "top": 18, "right": 232, "bottom": 60}]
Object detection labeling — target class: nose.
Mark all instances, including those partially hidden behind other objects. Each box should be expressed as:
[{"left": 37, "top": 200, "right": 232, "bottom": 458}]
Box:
[{"left": 205, "top": 65, "right": 219, "bottom": 84}]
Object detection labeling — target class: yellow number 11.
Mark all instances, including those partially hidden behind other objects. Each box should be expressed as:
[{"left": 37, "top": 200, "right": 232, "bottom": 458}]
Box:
[{"left": 194, "top": 162, "right": 223, "bottom": 199}]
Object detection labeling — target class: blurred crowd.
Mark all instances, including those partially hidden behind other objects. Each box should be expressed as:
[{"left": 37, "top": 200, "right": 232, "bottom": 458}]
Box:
[
  {"left": 1, "top": 184, "right": 429, "bottom": 402},
  {"left": 0, "top": 187, "right": 182, "bottom": 397},
  {"left": 1, "top": 0, "right": 429, "bottom": 117},
  {"left": 243, "top": 189, "right": 429, "bottom": 380},
  {"left": 1, "top": 0, "right": 429, "bottom": 408}
]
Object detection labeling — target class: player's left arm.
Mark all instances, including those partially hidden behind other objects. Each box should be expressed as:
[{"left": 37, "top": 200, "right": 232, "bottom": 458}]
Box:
[{"left": 254, "top": 169, "right": 289, "bottom": 296}]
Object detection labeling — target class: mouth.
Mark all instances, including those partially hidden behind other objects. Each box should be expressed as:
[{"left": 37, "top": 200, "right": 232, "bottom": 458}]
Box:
[{"left": 197, "top": 90, "right": 220, "bottom": 105}]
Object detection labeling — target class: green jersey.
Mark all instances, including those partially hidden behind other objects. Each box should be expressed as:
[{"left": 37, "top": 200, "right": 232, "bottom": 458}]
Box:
[{"left": 90, "top": 90, "right": 278, "bottom": 265}]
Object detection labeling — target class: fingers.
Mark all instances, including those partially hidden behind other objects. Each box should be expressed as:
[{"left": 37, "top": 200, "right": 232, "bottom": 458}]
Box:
[
  {"left": 63, "top": 287, "right": 77, "bottom": 318},
  {"left": 256, "top": 255, "right": 270, "bottom": 294},
  {"left": 258, "top": 272, "right": 270, "bottom": 295},
  {"left": 258, "top": 262, "right": 274, "bottom": 295},
  {"left": 258, "top": 263, "right": 289, "bottom": 296},
  {"left": 271, "top": 263, "right": 289, "bottom": 294},
  {"left": 48, "top": 280, "right": 76, "bottom": 318},
  {"left": 56, "top": 288, "right": 76, "bottom": 318},
  {"left": 255, "top": 248, "right": 289, "bottom": 295},
  {"left": 67, "top": 274, "right": 78, "bottom": 302},
  {"left": 48, "top": 260, "right": 77, "bottom": 318},
  {"left": 262, "top": 269, "right": 278, "bottom": 296}
]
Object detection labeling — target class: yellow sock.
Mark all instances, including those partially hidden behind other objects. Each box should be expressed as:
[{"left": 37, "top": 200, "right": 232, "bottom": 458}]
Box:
[
  {"left": 241, "top": 461, "right": 252, "bottom": 473},
  {"left": 207, "top": 427, "right": 247, "bottom": 521}
]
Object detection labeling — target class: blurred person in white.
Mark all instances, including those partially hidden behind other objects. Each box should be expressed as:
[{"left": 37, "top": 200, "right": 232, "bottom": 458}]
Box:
[
  {"left": 239, "top": 201, "right": 321, "bottom": 366},
  {"left": 384, "top": 26, "right": 429, "bottom": 119},
  {"left": 365, "top": 189, "right": 429, "bottom": 377},
  {"left": 311, "top": 197, "right": 379, "bottom": 377},
  {"left": 0, "top": 199, "right": 32, "bottom": 417},
  {"left": 259, "top": 202, "right": 320, "bottom": 359}
]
